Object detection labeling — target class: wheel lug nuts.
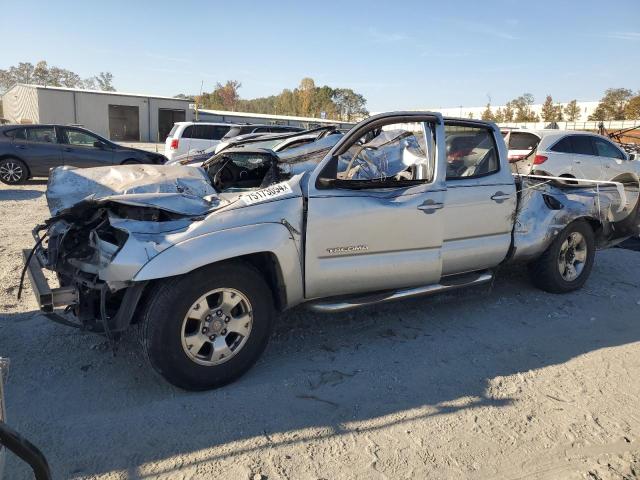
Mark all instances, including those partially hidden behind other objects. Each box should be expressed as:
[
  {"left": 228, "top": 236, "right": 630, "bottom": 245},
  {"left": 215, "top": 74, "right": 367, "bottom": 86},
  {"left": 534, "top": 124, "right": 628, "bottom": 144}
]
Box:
[
  {"left": 224, "top": 316, "right": 230, "bottom": 323},
  {"left": 221, "top": 329, "right": 227, "bottom": 335},
  {"left": 205, "top": 315, "right": 211, "bottom": 321},
  {"left": 216, "top": 310, "right": 223, "bottom": 316},
  {"left": 209, "top": 335, "right": 216, "bottom": 340},
  {"left": 202, "top": 327, "right": 208, "bottom": 334}
]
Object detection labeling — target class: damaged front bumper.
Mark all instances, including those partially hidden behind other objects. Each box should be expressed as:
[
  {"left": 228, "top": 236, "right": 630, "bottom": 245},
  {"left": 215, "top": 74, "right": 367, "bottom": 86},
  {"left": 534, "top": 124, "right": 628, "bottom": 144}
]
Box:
[
  {"left": 22, "top": 238, "right": 147, "bottom": 334},
  {"left": 22, "top": 249, "right": 77, "bottom": 314}
]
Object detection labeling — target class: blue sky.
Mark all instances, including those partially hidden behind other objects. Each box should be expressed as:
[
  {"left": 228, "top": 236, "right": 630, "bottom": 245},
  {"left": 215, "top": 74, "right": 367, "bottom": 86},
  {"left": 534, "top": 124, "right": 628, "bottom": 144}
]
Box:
[{"left": 2, "top": 0, "right": 639, "bottom": 111}]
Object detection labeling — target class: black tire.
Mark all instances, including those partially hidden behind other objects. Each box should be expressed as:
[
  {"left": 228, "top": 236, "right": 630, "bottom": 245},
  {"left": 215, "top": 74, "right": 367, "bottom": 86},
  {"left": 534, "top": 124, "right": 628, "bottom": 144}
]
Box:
[
  {"left": 0, "top": 158, "right": 28, "bottom": 184},
  {"left": 140, "top": 261, "right": 274, "bottom": 390},
  {"left": 527, "top": 220, "right": 595, "bottom": 293}
]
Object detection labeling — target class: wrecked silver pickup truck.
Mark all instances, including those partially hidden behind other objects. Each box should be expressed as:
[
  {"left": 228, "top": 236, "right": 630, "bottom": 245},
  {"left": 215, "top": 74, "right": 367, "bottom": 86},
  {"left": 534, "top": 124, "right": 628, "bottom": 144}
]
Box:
[{"left": 22, "top": 112, "right": 640, "bottom": 390}]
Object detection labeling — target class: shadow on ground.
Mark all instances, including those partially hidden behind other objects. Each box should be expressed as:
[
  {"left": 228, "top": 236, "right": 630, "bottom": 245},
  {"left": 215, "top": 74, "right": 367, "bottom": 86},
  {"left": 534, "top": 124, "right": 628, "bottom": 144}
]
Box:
[
  {"left": 0, "top": 188, "right": 43, "bottom": 201},
  {"left": 2, "top": 253, "right": 639, "bottom": 478}
]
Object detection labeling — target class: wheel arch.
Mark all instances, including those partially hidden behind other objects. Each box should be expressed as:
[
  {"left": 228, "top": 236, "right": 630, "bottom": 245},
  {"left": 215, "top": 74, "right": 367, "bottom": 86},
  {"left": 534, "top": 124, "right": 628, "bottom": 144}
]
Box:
[{"left": 132, "top": 223, "right": 304, "bottom": 310}]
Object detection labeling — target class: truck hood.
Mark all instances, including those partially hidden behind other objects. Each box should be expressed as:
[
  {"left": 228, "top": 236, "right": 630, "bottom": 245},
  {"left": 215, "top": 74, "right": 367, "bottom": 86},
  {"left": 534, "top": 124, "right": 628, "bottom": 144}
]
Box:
[{"left": 46, "top": 164, "right": 221, "bottom": 217}]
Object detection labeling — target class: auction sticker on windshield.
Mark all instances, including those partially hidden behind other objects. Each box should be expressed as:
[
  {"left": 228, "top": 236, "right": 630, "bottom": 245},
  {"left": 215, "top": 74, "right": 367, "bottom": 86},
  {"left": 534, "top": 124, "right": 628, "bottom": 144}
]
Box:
[{"left": 242, "top": 182, "right": 293, "bottom": 205}]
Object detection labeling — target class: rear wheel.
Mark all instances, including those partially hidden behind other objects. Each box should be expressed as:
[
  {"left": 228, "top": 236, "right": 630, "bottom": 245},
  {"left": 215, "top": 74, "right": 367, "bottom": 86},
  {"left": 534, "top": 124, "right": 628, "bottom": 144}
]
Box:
[
  {"left": 140, "top": 261, "right": 274, "bottom": 390},
  {"left": 0, "top": 158, "right": 28, "bottom": 184},
  {"left": 528, "top": 220, "right": 595, "bottom": 293}
]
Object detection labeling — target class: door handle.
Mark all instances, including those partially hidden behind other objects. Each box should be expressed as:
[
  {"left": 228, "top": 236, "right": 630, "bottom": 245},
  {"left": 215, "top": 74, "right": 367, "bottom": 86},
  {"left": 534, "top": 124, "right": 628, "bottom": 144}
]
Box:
[
  {"left": 575, "top": 160, "right": 581, "bottom": 164},
  {"left": 63, "top": 147, "right": 72, "bottom": 152},
  {"left": 417, "top": 199, "right": 444, "bottom": 214},
  {"left": 491, "top": 191, "right": 511, "bottom": 203},
  {"left": 14, "top": 144, "right": 26, "bottom": 149}
]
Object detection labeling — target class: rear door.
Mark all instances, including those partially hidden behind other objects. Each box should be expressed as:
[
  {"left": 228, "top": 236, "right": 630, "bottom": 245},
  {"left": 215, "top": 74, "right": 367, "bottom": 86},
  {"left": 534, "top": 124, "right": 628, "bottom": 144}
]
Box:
[
  {"left": 569, "top": 135, "right": 602, "bottom": 180},
  {"left": 60, "top": 127, "right": 114, "bottom": 167},
  {"left": 12, "top": 126, "right": 63, "bottom": 176},
  {"left": 441, "top": 121, "right": 517, "bottom": 275},
  {"left": 304, "top": 115, "right": 445, "bottom": 299}
]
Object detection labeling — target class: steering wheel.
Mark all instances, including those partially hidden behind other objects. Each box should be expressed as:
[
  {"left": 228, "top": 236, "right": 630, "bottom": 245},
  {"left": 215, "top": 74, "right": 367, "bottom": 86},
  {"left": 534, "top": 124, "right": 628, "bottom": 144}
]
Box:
[{"left": 212, "top": 162, "right": 239, "bottom": 190}]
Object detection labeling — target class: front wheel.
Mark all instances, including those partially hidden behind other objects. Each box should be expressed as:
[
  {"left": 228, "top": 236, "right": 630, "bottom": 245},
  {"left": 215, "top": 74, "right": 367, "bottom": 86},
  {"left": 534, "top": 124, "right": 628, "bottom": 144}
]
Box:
[
  {"left": 140, "top": 262, "right": 274, "bottom": 390},
  {"left": 528, "top": 220, "right": 595, "bottom": 293}
]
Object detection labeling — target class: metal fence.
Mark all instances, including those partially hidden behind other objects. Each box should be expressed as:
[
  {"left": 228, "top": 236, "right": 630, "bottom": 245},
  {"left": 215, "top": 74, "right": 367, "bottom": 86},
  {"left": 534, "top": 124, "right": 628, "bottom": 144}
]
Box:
[{"left": 498, "top": 119, "right": 640, "bottom": 131}]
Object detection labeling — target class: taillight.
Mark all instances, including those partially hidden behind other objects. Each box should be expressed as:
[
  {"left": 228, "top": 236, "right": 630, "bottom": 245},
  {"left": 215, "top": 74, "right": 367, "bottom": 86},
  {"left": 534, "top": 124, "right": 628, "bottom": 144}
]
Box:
[
  {"left": 170, "top": 139, "right": 179, "bottom": 150},
  {"left": 533, "top": 155, "right": 547, "bottom": 165}
]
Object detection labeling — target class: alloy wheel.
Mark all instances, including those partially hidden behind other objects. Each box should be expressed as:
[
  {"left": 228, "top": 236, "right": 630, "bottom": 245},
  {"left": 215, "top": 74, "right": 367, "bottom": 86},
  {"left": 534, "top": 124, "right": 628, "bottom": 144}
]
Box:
[{"left": 180, "top": 288, "right": 253, "bottom": 366}]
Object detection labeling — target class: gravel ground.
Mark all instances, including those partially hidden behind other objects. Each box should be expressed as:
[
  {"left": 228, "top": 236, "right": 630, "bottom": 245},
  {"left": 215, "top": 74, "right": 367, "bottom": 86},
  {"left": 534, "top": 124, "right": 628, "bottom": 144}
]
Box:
[{"left": 1, "top": 180, "right": 640, "bottom": 480}]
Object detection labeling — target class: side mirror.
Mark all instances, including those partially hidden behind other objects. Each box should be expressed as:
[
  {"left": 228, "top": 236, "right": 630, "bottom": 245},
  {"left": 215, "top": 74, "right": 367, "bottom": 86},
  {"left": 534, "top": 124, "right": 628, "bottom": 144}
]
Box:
[
  {"left": 629, "top": 153, "right": 637, "bottom": 161},
  {"left": 93, "top": 141, "right": 104, "bottom": 149}
]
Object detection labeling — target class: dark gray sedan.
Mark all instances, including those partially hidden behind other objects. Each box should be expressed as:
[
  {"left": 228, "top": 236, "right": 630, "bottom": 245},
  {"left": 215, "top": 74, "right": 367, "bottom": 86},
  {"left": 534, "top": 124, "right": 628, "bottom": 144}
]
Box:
[{"left": 0, "top": 124, "right": 166, "bottom": 184}]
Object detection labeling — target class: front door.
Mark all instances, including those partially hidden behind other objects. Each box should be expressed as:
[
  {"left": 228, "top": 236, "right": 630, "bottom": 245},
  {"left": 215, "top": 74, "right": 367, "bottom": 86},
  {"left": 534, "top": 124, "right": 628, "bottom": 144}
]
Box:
[
  {"left": 304, "top": 116, "right": 446, "bottom": 299},
  {"left": 60, "top": 127, "right": 114, "bottom": 168},
  {"left": 592, "top": 136, "right": 629, "bottom": 181},
  {"left": 441, "top": 121, "right": 517, "bottom": 275}
]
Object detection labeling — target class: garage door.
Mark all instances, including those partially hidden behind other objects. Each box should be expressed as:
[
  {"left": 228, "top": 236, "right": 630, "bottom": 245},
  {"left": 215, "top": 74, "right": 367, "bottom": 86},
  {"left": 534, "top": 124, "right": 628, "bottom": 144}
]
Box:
[
  {"left": 158, "top": 109, "right": 186, "bottom": 141},
  {"left": 108, "top": 105, "right": 140, "bottom": 141}
]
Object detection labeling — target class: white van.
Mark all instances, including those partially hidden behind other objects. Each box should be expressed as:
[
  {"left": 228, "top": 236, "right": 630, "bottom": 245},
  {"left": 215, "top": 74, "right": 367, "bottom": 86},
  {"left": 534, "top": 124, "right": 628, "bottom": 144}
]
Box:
[{"left": 164, "top": 122, "right": 236, "bottom": 162}]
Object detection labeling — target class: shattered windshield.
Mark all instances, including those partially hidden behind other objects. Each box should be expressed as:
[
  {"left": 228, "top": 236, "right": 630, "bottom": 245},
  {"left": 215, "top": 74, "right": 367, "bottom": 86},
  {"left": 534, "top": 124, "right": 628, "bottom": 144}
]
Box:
[{"left": 337, "top": 126, "right": 430, "bottom": 182}]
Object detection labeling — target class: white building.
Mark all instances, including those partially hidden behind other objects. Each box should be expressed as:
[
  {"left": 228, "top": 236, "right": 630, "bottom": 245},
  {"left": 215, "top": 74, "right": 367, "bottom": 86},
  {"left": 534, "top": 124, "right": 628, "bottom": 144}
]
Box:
[{"left": 430, "top": 101, "right": 600, "bottom": 122}]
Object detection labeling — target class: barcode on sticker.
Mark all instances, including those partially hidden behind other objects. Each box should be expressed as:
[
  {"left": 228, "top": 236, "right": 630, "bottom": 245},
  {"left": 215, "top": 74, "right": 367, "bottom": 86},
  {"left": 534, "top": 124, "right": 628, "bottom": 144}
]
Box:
[{"left": 242, "top": 182, "right": 293, "bottom": 205}]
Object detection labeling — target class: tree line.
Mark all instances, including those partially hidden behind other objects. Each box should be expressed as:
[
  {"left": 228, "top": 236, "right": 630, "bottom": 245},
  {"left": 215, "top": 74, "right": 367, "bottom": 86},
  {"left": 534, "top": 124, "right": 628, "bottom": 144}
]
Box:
[
  {"left": 480, "top": 88, "right": 640, "bottom": 123},
  {"left": 0, "top": 60, "right": 115, "bottom": 92},
  {"left": 176, "top": 77, "right": 369, "bottom": 122}
]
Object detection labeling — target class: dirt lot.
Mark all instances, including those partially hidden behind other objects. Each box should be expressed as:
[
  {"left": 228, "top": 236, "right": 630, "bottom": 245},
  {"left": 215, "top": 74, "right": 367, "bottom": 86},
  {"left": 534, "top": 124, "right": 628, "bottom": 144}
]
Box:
[{"left": 1, "top": 181, "right": 640, "bottom": 480}]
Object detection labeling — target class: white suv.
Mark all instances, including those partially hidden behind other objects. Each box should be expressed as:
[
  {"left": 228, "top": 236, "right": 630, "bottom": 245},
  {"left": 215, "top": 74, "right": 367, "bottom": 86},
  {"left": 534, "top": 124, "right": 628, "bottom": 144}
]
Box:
[
  {"left": 506, "top": 130, "right": 639, "bottom": 182},
  {"left": 164, "top": 122, "right": 236, "bottom": 162}
]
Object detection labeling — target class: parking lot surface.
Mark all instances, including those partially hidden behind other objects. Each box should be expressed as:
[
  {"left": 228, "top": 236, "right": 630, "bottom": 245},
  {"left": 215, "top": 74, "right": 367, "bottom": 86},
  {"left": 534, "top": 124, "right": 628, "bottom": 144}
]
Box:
[{"left": 1, "top": 181, "right": 640, "bottom": 480}]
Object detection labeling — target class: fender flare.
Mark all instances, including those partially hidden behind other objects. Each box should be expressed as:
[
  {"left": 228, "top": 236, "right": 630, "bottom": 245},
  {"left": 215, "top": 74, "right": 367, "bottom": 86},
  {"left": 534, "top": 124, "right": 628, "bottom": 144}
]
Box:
[{"left": 132, "top": 223, "right": 304, "bottom": 308}]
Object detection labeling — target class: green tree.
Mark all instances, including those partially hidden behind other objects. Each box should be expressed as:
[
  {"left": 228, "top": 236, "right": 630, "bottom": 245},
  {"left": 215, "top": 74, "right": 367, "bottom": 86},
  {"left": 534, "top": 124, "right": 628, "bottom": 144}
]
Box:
[
  {"left": 95, "top": 72, "right": 115, "bottom": 91},
  {"left": 297, "top": 77, "right": 316, "bottom": 116},
  {"left": 503, "top": 102, "right": 515, "bottom": 122},
  {"left": 589, "top": 88, "right": 633, "bottom": 120},
  {"left": 0, "top": 60, "right": 115, "bottom": 91},
  {"left": 624, "top": 94, "right": 640, "bottom": 119},
  {"left": 541, "top": 95, "right": 558, "bottom": 122},
  {"left": 564, "top": 100, "right": 581, "bottom": 121},
  {"left": 332, "top": 88, "right": 368, "bottom": 121},
  {"left": 511, "top": 93, "right": 539, "bottom": 122},
  {"left": 481, "top": 103, "right": 495, "bottom": 121}
]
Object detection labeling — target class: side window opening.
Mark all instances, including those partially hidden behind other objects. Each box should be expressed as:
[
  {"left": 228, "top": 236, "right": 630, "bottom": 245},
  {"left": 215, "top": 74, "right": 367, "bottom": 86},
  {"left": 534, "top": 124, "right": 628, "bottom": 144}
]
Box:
[
  {"left": 550, "top": 136, "right": 572, "bottom": 153},
  {"left": 444, "top": 124, "right": 499, "bottom": 180},
  {"left": 181, "top": 125, "right": 194, "bottom": 139},
  {"left": 593, "top": 138, "right": 625, "bottom": 160},
  {"left": 570, "top": 135, "right": 595, "bottom": 156},
  {"left": 26, "top": 127, "right": 57, "bottom": 144},
  {"left": 335, "top": 122, "right": 432, "bottom": 185}
]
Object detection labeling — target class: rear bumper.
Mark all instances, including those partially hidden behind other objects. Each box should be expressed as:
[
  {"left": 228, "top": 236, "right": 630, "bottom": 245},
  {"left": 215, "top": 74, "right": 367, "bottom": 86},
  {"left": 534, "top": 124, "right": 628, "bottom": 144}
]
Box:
[{"left": 22, "top": 249, "right": 77, "bottom": 313}]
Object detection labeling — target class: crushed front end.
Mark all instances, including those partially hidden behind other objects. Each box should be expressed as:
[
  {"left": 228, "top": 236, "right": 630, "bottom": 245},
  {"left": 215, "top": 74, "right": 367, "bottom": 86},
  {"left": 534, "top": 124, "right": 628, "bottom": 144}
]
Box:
[{"left": 21, "top": 164, "right": 222, "bottom": 335}]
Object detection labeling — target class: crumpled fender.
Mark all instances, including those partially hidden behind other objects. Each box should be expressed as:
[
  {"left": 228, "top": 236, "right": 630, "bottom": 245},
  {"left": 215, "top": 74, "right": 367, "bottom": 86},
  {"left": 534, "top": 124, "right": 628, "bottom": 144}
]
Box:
[{"left": 132, "top": 222, "right": 304, "bottom": 308}]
